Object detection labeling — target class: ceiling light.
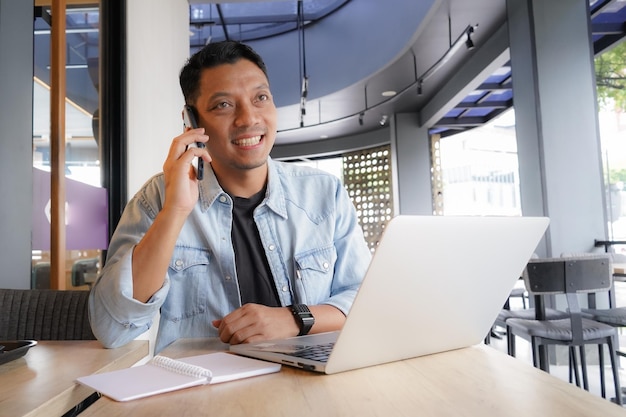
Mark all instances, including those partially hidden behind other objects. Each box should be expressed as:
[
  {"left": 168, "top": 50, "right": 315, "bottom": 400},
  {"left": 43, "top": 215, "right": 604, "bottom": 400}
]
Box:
[
  {"left": 379, "top": 115, "right": 388, "bottom": 126},
  {"left": 381, "top": 90, "right": 397, "bottom": 97}
]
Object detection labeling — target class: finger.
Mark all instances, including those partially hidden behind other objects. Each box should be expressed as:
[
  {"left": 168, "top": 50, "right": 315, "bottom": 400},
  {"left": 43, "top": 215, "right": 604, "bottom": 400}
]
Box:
[
  {"left": 167, "top": 129, "right": 208, "bottom": 160},
  {"left": 164, "top": 139, "right": 210, "bottom": 178},
  {"left": 183, "top": 128, "right": 209, "bottom": 146},
  {"left": 185, "top": 146, "right": 212, "bottom": 164},
  {"left": 216, "top": 309, "right": 253, "bottom": 343},
  {"left": 226, "top": 323, "right": 257, "bottom": 345}
]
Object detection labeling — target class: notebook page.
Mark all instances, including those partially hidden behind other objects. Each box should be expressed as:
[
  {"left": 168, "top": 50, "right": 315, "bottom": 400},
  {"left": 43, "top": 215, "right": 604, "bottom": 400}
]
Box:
[
  {"left": 76, "top": 357, "right": 209, "bottom": 401},
  {"left": 178, "top": 352, "right": 281, "bottom": 383}
]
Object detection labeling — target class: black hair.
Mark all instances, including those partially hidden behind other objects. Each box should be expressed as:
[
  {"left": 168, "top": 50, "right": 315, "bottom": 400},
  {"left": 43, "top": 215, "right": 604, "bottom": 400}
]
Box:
[{"left": 179, "top": 40, "right": 269, "bottom": 106}]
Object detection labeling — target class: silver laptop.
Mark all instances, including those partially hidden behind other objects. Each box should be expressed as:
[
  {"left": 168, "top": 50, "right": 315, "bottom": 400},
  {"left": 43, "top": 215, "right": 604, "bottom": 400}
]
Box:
[{"left": 230, "top": 215, "right": 549, "bottom": 374}]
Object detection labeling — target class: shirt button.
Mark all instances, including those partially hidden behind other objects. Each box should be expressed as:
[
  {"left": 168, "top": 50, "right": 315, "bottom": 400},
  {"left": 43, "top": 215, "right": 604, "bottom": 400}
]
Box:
[
  {"left": 225, "top": 275, "right": 232, "bottom": 281},
  {"left": 175, "top": 259, "right": 183, "bottom": 270},
  {"left": 322, "top": 262, "right": 330, "bottom": 270},
  {"left": 281, "top": 285, "right": 289, "bottom": 292},
  {"left": 268, "top": 244, "right": 276, "bottom": 251},
  {"left": 219, "top": 195, "right": 227, "bottom": 203}
]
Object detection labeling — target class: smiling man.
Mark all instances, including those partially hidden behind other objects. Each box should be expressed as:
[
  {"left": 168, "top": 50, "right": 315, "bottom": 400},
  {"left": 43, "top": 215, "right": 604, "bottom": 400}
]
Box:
[{"left": 89, "top": 41, "right": 372, "bottom": 354}]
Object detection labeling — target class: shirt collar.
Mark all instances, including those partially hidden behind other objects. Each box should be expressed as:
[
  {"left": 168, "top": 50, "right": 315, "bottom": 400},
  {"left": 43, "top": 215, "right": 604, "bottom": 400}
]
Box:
[{"left": 197, "top": 157, "right": 288, "bottom": 219}]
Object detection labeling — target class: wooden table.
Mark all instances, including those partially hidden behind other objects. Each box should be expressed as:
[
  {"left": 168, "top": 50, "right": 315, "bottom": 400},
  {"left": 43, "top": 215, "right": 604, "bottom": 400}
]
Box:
[
  {"left": 0, "top": 340, "right": 148, "bottom": 417},
  {"left": 80, "top": 338, "right": 626, "bottom": 417}
]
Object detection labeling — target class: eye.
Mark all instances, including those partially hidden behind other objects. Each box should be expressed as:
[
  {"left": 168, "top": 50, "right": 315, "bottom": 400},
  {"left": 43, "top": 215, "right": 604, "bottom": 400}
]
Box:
[
  {"left": 256, "top": 93, "right": 271, "bottom": 103},
  {"left": 215, "top": 101, "right": 231, "bottom": 109}
]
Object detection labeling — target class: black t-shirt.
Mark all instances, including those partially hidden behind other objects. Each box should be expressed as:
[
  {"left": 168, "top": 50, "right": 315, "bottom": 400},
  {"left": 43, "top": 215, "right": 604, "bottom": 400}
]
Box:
[{"left": 230, "top": 187, "right": 281, "bottom": 307}]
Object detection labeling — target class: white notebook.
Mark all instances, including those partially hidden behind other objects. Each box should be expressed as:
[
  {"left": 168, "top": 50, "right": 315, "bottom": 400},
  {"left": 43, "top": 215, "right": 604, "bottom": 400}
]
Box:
[{"left": 76, "top": 352, "right": 281, "bottom": 401}]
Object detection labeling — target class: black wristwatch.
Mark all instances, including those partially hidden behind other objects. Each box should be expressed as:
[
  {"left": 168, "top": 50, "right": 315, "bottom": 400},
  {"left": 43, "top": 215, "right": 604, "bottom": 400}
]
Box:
[{"left": 290, "top": 304, "right": 315, "bottom": 336}]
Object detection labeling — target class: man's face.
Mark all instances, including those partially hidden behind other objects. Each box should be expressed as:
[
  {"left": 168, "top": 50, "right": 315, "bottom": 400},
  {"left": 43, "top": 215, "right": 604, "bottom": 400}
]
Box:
[{"left": 193, "top": 59, "right": 277, "bottom": 177}]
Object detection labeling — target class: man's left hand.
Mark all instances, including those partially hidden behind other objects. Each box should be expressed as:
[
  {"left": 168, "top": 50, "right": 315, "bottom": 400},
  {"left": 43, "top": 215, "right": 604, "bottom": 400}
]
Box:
[{"left": 212, "top": 303, "right": 298, "bottom": 344}]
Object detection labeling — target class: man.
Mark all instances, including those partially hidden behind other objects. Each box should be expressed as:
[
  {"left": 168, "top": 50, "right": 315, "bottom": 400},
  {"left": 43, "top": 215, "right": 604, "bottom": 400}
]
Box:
[{"left": 89, "top": 41, "right": 371, "bottom": 354}]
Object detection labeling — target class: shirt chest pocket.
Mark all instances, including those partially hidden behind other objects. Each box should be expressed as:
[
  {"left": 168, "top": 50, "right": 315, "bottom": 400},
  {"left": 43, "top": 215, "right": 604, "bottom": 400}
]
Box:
[
  {"left": 294, "top": 245, "right": 337, "bottom": 303},
  {"left": 164, "top": 247, "right": 213, "bottom": 321},
  {"left": 169, "top": 248, "right": 211, "bottom": 274}
]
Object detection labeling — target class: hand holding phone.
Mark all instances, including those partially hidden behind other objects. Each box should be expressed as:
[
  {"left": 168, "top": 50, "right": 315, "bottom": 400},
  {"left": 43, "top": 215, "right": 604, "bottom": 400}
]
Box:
[{"left": 183, "top": 105, "right": 205, "bottom": 180}]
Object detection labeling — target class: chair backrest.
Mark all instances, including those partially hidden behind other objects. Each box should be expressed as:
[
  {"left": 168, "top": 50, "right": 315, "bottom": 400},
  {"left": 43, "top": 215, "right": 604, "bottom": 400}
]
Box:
[
  {"left": 71, "top": 257, "right": 100, "bottom": 287},
  {"left": 524, "top": 255, "right": 613, "bottom": 344},
  {"left": 31, "top": 262, "right": 50, "bottom": 289},
  {"left": 524, "top": 255, "right": 613, "bottom": 295},
  {"left": 0, "top": 289, "right": 95, "bottom": 340}
]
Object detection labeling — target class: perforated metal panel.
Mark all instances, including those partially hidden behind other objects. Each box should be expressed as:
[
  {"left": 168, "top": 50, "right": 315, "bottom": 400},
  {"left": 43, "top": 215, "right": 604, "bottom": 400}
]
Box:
[
  {"left": 342, "top": 145, "right": 394, "bottom": 252},
  {"left": 430, "top": 133, "right": 444, "bottom": 215}
]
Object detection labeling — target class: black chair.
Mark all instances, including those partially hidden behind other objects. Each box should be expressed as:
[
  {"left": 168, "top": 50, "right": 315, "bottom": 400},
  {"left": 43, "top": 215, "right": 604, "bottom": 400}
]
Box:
[
  {"left": 0, "top": 289, "right": 97, "bottom": 416},
  {"left": 489, "top": 253, "right": 568, "bottom": 352},
  {"left": 495, "top": 304, "right": 569, "bottom": 356},
  {"left": 508, "top": 285, "right": 528, "bottom": 309},
  {"left": 560, "top": 253, "right": 626, "bottom": 358},
  {"left": 506, "top": 256, "right": 622, "bottom": 404},
  {"left": 0, "top": 288, "right": 95, "bottom": 340},
  {"left": 31, "top": 262, "right": 50, "bottom": 289},
  {"left": 71, "top": 257, "right": 100, "bottom": 288},
  {"left": 580, "top": 253, "right": 626, "bottom": 326},
  {"left": 491, "top": 263, "right": 569, "bottom": 355}
]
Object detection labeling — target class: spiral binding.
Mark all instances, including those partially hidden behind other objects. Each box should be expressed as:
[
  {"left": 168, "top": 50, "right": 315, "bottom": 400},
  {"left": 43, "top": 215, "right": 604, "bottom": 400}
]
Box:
[{"left": 151, "top": 355, "right": 213, "bottom": 380}]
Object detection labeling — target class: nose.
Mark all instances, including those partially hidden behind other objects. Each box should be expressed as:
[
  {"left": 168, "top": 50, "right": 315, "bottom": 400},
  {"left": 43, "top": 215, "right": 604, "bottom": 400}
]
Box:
[{"left": 234, "top": 101, "right": 261, "bottom": 128}]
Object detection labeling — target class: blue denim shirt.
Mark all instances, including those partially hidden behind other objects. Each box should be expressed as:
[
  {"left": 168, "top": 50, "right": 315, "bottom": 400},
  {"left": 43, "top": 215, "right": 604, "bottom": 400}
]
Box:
[{"left": 89, "top": 158, "right": 371, "bottom": 353}]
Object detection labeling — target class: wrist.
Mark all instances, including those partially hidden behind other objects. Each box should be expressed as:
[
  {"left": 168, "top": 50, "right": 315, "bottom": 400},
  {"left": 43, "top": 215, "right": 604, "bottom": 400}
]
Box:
[
  {"left": 158, "top": 205, "right": 192, "bottom": 226},
  {"left": 289, "top": 304, "right": 315, "bottom": 336}
]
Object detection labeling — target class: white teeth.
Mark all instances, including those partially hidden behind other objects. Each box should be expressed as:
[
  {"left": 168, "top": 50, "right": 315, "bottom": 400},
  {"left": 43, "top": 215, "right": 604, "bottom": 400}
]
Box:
[{"left": 234, "top": 135, "right": 262, "bottom": 146}]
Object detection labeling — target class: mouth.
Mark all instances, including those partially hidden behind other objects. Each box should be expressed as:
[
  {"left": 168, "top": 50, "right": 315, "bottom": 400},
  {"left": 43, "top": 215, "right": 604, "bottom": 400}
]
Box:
[{"left": 232, "top": 135, "right": 263, "bottom": 147}]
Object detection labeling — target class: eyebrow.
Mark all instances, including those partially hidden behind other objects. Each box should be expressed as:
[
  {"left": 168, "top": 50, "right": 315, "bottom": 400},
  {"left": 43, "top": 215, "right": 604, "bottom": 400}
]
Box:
[{"left": 207, "top": 83, "right": 271, "bottom": 102}]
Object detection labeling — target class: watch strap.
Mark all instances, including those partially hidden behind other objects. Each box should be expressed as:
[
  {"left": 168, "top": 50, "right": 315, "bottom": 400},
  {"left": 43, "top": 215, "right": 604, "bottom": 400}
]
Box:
[{"left": 290, "top": 304, "right": 315, "bottom": 336}]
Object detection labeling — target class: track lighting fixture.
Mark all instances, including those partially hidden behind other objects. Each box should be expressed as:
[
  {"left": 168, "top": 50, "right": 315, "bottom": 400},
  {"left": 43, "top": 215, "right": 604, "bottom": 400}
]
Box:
[
  {"left": 415, "top": 24, "right": 476, "bottom": 96},
  {"left": 465, "top": 26, "right": 475, "bottom": 50},
  {"left": 297, "top": 1, "right": 308, "bottom": 128}
]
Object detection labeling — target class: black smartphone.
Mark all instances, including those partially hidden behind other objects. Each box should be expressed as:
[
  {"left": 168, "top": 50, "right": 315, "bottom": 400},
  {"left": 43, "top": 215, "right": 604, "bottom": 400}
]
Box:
[{"left": 183, "top": 105, "right": 205, "bottom": 180}]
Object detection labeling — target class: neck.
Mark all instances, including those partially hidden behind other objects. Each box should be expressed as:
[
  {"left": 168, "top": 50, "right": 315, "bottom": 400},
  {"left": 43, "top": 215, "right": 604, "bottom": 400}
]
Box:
[{"left": 213, "top": 163, "right": 269, "bottom": 198}]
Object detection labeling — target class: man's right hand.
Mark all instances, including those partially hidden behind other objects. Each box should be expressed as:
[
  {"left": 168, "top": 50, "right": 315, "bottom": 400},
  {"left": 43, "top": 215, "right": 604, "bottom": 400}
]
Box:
[{"left": 162, "top": 127, "right": 211, "bottom": 216}]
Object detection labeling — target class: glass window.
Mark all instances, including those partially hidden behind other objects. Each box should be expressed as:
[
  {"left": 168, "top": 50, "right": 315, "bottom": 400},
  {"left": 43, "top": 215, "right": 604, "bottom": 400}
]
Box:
[
  {"left": 32, "top": 5, "right": 104, "bottom": 290},
  {"left": 435, "top": 109, "right": 521, "bottom": 217},
  {"left": 596, "top": 40, "right": 626, "bottom": 257}
]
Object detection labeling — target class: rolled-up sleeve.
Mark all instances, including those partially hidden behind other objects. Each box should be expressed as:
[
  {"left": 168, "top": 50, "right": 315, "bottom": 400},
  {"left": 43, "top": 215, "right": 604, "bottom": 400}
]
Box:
[
  {"left": 89, "top": 178, "right": 169, "bottom": 348},
  {"left": 324, "top": 182, "right": 371, "bottom": 314}
]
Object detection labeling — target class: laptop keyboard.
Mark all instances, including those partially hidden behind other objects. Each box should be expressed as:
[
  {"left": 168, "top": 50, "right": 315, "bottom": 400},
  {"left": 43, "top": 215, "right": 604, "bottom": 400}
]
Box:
[{"left": 291, "top": 342, "right": 335, "bottom": 362}]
